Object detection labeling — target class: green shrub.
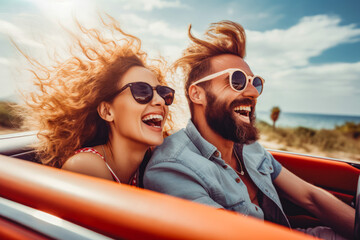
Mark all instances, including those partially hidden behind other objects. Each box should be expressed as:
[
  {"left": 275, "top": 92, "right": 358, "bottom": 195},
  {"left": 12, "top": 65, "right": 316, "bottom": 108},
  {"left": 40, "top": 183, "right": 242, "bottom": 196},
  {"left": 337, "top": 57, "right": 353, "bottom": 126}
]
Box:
[
  {"left": 335, "top": 122, "right": 360, "bottom": 139},
  {"left": 256, "top": 120, "right": 360, "bottom": 155},
  {"left": 312, "top": 130, "right": 341, "bottom": 151},
  {"left": 294, "top": 127, "right": 316, "bottom": 138},
  {"left": 256, "top": 120, "right": 272, "bottom": 131}
]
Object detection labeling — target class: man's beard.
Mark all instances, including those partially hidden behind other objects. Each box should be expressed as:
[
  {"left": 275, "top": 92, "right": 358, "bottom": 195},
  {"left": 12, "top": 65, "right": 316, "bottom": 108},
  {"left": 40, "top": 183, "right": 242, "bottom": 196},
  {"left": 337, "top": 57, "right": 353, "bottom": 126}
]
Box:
[{"left": 205, "top": 91, "right": 259, "bottom": 144}]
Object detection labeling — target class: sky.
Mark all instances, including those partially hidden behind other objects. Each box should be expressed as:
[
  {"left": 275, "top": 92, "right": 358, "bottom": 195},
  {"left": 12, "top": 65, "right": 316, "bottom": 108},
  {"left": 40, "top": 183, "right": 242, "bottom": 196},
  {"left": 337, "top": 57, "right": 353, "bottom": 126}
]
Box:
[{"left": 1, "top": 0, "right": 360, "bottom": 120}]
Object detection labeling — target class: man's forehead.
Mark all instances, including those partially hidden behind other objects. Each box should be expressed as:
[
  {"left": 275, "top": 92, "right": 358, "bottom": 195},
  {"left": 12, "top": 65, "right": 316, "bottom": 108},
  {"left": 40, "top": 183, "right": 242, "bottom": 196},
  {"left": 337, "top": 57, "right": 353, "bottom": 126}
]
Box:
[{"left": 210, "top": 54, "right": 251, "bottom": 73}]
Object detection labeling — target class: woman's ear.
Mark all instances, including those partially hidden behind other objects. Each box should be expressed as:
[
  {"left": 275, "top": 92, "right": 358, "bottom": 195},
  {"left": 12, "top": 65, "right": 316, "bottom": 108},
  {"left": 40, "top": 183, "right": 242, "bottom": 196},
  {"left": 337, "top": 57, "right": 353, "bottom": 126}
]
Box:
[
  {"left": 188, "top": 85, "right": 206, "bottom": 106},
  {"left": 97, "top": 102, "right": 114, "bottom": 122}
]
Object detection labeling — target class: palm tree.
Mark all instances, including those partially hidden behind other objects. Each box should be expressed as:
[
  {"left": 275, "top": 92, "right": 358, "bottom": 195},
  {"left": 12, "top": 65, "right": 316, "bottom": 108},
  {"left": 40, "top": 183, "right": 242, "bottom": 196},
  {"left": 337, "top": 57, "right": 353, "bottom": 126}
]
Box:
[{"left": 270, "top": 106, "right": 281, "bottom": 129}]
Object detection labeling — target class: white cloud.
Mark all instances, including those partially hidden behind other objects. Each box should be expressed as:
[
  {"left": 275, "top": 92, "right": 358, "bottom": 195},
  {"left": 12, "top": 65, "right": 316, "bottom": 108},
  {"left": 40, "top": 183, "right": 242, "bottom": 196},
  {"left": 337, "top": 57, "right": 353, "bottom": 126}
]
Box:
[
  {"left": 0, "top": 19, "right": 42, "bottom": 48},
  {"left": 0, "top": 20, "right": 23, "bottom": 37},
  {"left": 161, "top": 44, "right": 184, "bottom": 60},
  {"left": 115, "top": 0, "right": 187, "bottom": 11},
  {"left": 2, "top": 1, "right": 187, "bottom": 63},
  {"left": 246, "top": 15, "right": 360, "bottom": 73},
  {"left": 256, "top": 60, "right": 360, "bottom": 114},
  {"left": 0, "top": 58, "right": 11, "bottom": 66},
  {"left": 23, "top": 0, "right": 99, "bottom": 29},
  {"left": 0, "top": 65, "right": 17, "bottom": 100},
  {"left": 273, "top": 62, "right": 360, "bottom": 93},
  {"left": 118, "top": 13, "right": 186, "bottom": 41},
  {"left": 118, "top": 13, "right": 149, "bottom": 28},
  {"left": 245, "top": 15, "right": 360, "bottom": 115},
  {"left": 115, "top": 13, "right": 187, "bottom": 59},
  {"left": 148, "top": 21, "right": 186, "bottom": 39}
]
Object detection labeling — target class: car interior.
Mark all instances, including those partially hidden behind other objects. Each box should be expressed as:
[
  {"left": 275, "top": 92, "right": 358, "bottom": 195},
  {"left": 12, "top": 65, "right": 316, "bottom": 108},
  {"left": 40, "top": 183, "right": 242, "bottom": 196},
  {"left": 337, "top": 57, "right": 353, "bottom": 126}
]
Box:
[{"left": 0, "top": 131, "right": 359, "bottom": 239}]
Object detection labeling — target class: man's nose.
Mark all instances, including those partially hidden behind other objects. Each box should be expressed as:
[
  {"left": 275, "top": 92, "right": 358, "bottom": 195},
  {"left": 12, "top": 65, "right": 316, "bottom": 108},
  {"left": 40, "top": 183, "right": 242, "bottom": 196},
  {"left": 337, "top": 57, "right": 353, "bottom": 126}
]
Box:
[{"left": 242, "top": 79, "right": 260, "bottom": 99}]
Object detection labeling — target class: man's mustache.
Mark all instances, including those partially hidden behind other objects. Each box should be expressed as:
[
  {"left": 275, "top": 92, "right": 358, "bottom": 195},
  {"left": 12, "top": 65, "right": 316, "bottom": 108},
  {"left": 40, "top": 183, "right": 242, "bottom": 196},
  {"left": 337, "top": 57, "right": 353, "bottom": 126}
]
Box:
[{"left": 230, "top": 98, "right": 256, "bottom": 109}]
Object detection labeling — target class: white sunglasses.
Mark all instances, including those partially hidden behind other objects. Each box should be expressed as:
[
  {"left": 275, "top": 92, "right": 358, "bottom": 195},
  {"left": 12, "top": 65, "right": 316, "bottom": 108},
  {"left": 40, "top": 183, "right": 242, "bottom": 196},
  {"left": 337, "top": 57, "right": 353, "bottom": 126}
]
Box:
[{"left": 190, "top": 68, "right": 265, "bottom": 95}]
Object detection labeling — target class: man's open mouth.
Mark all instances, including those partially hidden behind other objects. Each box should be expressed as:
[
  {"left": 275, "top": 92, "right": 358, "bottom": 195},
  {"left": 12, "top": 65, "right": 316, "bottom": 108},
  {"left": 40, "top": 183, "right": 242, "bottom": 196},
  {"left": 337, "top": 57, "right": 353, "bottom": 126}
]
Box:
[
  {"left": 234, "top": 105, "right": 251, "bottom": 118},
  {"left": 142, "top": 114, "right": 164, "bottom": 128}
]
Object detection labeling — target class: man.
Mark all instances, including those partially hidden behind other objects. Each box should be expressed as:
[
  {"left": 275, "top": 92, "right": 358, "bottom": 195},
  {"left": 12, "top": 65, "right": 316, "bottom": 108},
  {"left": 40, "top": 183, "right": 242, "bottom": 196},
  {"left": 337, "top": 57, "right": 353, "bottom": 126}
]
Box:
[{"left": 144, "top": 21, "right": 354, "bottom": 239}]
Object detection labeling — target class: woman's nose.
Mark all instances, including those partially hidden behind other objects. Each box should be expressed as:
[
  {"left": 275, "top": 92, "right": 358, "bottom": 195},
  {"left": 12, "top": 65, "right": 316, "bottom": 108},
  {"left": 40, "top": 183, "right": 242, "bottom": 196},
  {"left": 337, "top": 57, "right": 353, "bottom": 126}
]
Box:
[{"left": 151, "top": 89, "right": 166, "bottom": 106}]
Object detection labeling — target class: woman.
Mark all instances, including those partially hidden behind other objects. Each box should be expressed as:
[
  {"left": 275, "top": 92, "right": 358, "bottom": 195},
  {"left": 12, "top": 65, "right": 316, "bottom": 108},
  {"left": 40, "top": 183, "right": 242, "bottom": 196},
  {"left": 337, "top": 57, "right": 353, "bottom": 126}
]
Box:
[{"left": 21, "top": 16, "right": 175, "bottom": 186}]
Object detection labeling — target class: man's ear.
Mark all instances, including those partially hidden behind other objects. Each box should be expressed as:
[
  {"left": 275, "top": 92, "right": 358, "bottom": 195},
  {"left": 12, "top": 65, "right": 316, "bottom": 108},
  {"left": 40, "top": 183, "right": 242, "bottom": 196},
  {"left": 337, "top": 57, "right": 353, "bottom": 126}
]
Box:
[
  {"left": 188, "top": 85, "right": 206, "bottom": 106},
  {"left": 97, "top": 102, "right": 114, "bottom": 122}
]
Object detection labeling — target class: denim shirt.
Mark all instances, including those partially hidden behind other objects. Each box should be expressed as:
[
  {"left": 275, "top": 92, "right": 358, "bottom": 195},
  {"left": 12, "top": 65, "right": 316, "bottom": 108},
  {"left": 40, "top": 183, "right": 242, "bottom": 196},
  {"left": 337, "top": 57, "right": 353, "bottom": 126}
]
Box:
[{"left": 144, "top": 120, "right": 290, "bottom": 227}]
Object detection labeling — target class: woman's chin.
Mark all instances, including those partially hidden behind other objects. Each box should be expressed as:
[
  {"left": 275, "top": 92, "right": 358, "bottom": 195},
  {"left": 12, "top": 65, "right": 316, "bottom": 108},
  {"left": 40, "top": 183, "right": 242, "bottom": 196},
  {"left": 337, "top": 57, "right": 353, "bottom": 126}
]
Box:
[
  {"left": 146, "top": 136, "right": 164, "bottom": 147},
  {"left": 141, "top": 123, "right": 165, "bottom": 145}
]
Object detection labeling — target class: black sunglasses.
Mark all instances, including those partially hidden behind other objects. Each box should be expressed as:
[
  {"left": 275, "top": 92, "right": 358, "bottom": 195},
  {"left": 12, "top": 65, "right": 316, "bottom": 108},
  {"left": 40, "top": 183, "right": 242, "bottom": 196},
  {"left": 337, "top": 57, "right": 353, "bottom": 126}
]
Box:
[{"left": 112, "top": 82, "right": 175, "bottom": 105}]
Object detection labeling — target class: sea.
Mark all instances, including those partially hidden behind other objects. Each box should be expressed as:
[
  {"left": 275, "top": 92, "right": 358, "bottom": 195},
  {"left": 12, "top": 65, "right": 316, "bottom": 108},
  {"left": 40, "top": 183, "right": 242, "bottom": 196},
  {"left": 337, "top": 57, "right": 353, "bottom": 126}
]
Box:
[{"left": 255, "top": 111, "right": 360, "bottom": 130}]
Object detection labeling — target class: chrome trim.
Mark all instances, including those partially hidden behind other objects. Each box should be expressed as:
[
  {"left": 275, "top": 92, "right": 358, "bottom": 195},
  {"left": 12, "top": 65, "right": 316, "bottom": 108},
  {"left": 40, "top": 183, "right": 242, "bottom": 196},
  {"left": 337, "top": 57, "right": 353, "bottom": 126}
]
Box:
[
  {"left": 268, "top": 148, "right": 360, "bottom": 165},
  {"left": 0, "top": 131, "right": 38, "bottom": 155},
  {"left": 0, "top": 197, "right": 112, "bottom": 240},
  {"left": 0, "top": 131, "right": 37, "bottom": 140},
  {"left": 9, "top": 149, "right": 37, "bottom": 158}
]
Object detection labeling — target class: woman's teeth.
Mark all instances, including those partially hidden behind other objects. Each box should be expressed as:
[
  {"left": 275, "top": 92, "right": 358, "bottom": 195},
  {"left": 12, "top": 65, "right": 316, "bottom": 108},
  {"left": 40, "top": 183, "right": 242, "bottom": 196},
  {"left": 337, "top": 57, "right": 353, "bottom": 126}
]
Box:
[
  {"left": 142, "top": 114, "right": 163, "bottom": 128},
  {"left": 142, "top": 114, "right": 163, "bottom": 122}
]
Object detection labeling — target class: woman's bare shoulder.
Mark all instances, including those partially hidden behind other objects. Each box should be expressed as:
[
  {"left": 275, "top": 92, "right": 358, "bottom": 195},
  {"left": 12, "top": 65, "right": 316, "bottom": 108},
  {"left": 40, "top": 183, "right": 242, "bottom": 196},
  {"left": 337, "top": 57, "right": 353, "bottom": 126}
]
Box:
[{"left": 62, "top": 152, "right": 113, "bottom": 180}]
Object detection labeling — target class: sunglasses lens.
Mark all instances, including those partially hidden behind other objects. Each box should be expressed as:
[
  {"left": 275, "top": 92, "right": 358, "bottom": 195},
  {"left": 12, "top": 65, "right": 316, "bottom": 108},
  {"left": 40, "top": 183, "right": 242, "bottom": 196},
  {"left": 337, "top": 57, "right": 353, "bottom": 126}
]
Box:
[
  {"left": 252, "top": 77, "right": 263, "bottom": 94},
  {"left": 157, "top": 86, "right": 175, "bottom": 105},
  {"left": 130, "top": 82, "right": 153, "bottom": 104},
  {"left": 231, "top": 70, "right": 247, "bottom": 91}
]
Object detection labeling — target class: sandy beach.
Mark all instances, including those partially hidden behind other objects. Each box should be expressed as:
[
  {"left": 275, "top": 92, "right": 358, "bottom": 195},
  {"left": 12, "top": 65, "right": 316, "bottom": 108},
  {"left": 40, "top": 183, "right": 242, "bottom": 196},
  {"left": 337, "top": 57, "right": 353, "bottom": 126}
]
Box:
[{"left": 258, "top": 134, "right": 360, "bottom": 162}]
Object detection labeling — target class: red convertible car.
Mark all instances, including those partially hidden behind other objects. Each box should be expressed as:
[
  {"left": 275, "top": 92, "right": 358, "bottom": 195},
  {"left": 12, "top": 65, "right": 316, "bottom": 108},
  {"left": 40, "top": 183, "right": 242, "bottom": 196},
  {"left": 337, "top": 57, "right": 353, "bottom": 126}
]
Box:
[{"left": 0, "top": 131, "right": 359, "bottom": 239}]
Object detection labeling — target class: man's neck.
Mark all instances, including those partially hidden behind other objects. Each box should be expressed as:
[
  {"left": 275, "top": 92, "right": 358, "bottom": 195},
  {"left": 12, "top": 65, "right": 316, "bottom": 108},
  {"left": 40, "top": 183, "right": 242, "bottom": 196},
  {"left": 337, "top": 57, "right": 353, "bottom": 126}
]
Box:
[{"left": 192, "top": 117, "right": 234, "bottom": 164}]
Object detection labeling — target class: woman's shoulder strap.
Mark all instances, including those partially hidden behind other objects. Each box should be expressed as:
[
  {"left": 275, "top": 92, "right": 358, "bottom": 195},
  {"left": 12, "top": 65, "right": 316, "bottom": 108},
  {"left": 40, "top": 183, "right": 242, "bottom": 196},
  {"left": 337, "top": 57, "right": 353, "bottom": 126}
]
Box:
[{"left": 74, "top": 147, "right": 104, "bottom": 160}]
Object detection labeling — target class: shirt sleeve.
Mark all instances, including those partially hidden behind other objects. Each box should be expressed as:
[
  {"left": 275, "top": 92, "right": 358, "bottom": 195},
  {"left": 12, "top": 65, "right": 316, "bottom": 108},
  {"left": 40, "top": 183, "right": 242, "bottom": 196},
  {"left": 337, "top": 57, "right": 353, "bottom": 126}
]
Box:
[
  {"left": 265, "top": 151, "right": 282, "bottom": 181},
  {"left": 144, "top": 160, "right": 224, "bottom": 209}
]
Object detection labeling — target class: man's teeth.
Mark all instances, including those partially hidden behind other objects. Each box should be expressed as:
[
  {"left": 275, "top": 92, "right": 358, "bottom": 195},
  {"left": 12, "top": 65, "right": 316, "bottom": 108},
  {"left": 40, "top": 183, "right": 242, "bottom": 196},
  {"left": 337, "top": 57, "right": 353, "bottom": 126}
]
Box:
[
  {"left": 234, "top": 106, "right": 251, "bottom": 112},
  {"left": 142, "top": 114, "right": 164, "bottom": 122}
]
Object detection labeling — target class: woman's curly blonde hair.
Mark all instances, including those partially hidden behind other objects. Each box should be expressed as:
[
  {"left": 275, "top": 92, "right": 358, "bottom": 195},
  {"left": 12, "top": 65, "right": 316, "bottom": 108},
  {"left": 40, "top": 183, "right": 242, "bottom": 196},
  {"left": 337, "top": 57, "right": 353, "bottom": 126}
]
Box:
[{"left": 20, "top": 15, "right": 173, "bottom": 168}]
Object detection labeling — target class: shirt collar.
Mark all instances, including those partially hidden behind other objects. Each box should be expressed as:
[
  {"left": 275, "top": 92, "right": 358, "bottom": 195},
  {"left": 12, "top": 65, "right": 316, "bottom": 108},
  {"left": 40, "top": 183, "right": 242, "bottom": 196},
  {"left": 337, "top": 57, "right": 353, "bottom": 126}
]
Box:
[{"left": 184, "top": 119, "right": 218, "bottom": 159}]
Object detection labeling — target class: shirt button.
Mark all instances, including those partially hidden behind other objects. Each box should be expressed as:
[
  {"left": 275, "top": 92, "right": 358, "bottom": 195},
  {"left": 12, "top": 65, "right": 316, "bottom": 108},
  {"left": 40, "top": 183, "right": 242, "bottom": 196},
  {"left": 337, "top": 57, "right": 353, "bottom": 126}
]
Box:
[
  {"left": 255, "top": 206, "right": 259, "bottom": 211},
  {"left": 265, "top": 189, "right": 269, "bottom": 193},
  {"left": 214, "top": 151, "right": 220, "bottom": 157},
  {"left": 269, "top": 166, "right": 273, "bottom": 170},
  {"left": 235, "top": 178, "right": 241, "bottom": 183},
  {"left": 223, "top": 165, "right": 228, "bottom": 169}
]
